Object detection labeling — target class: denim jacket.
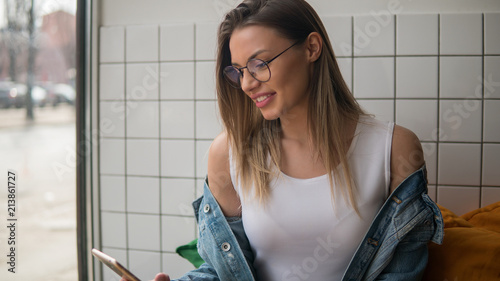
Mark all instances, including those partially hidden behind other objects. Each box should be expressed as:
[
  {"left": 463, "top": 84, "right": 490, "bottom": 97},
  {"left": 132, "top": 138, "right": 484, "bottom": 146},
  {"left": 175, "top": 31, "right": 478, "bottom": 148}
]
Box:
[{"left": 174, "top": 166, "right": 444, "bottom": 281}]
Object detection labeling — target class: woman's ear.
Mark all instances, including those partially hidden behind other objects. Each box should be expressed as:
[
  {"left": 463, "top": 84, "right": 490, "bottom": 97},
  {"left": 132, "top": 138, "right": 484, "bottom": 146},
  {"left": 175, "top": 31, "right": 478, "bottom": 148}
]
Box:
[{"left": 305, "top": 32, "right": 322, "bottom": 62}]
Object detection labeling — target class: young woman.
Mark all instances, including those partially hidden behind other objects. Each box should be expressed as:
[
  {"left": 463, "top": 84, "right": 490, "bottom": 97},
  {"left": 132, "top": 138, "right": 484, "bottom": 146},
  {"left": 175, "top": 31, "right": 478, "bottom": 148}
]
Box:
[{"left": 125, "top": 0, "right": 443, "bottom": 280}]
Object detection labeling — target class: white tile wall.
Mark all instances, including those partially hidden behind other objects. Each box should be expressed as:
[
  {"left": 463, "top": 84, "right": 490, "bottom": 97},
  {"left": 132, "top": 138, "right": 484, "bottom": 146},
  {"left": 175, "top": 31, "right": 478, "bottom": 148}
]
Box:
[
  {"left": 437, "top": 186, "right": 480, "bottom": 215},
  {"left": 336, "top": 58, "right": 352, "bottom": 91},
  {"left": 482, "top": 187, "right": 500, "bottom": 207},
  {"left": 438, "top": 143, "right": 481, "bottom": 186},
  {"left": 353, "top": 14, "right": 395, "bottom": 56},
  {"left": 440, "top": 57, "right": 483, "bottom": 99},
  {"left": 396, "top": 14, "right": 438, "bottom": 55},
  {"left": 484, "top": 13, "right": 500, "bottom": 55},
  {"left": 196, "top": 61, "right": 217, "bottom": 100},
  {"left": 195, "top": 22, "right": 218, "bottom": 60},
  {"left": 126, "top": 101, "right": 160, "bottom": 138},
  {"left": 160, "top": 62, "right": 195, "bottom": 100},
  {"left": 101, "top": 212, "right": 127, "bottom": 248},
  {"left": 100, "top": 26, "right": 125, "bottom": 63},
  {"left": 99, "top": 64, "right": 125, "bottom": 100},
  {"left": 100, "top": 175, "right": 126, "bottom": 212},
  {"left": 129, "top": 250, "right": 162, "bottom": 281},
  {"left": 160, "top": 23, "right": 195, "bottom": 61},
  {"left": 439, "top": 100, "right": 482, "bottom": 142},
  {"left": 482, "top": 144, "right": 500, "bottom": 186},
  {"left": 161, "top": 216, "right": 196, "bottom": 252},
  {"left": 483, "top": 100, "right": 500, "bottom": 142},
  {"left": 196, "top": 140, "right": 213, "bottom": 178},
  {"left": 440, "top": 14, "right": 482, "bottom": 55},
  {"left": 127, "top": 214, "right": 161, "bottom": 251},
  {"left": 127, "top": 177, "right": 160, "bottom": 213},
  {"left": 427, "top": 185, "right": 437, "bottom": 202},
  {"left": 358, "top": 100, "right": 394, "bottom": 123},
  {"left": 323, "top": 16, "right": 352, "bottom": 57},
  {"left": 195, "top": 101, "right": 221, "bottom": 139},
  {"left": 484, "top": 56, "right": 500, "bottom": 99},
  {"left": 160, "top": 101, "right": 195, "bottom": 138},
  {"left": 161, "top": 178, "right": 196, "bottom": 216},
  {"left": 160, "top": 140, "right": 195, "bottom": 178},
  {"left": 163, "top": 252, "right": 196, "bottom": 279},
  {"left": 396, "top": 100, "right": 437, "bottom": 141},
  {"left": 126, "top": 25, "right": 159, "bottom": 62},
  {"left": 396, "top": 57, "right": 438, "bottom": 98},
  {"left": 126, "top": 139, "right": 160, "bottom": 176},
  {"left": 99, "top": 138, "right": 125, "bottom": 175},
  {"left": 95, "top": 13, "right": 500, "bottom": 280},
  {"left": 99, "top": 101, "right": 125, "bottom": 137},
  {"left": 354, "top": 57, "right": 394, "bottom": 98},
  {"left": 126, "top": 63, "right": 160, "bottom": 100},
  {"left": 421, "top": 143, "right": 437, "bottom": 185}
]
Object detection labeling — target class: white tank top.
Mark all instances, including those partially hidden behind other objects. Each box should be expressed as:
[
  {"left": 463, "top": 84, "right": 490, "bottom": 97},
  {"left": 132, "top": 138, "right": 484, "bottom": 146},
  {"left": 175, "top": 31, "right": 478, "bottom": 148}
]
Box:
[{"left": 229, "top": 116, "right": 394, "bottom": 281}]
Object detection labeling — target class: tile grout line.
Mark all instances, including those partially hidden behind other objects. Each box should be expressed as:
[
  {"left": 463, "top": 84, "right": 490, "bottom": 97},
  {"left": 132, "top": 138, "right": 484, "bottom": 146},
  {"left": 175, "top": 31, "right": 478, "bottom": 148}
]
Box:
[
  {"left": 96, "top": 25, "right": 103, "bottom": 281},
  {"left": 157, "top": 24, "right": 164, "bottom": 273},
  {"left": 98, "top": 54, "right": 500, "bottom": 65},
  {"left": 393, "top": 14, "right": 397, "bottom": 124},
  {"left": 436, "top": 14, "right": 441, "bottom": 202},
  {"left": 351, "top": 16, "right": 355, "bottom": 98},
  {"left": 193, "top": 23, "right": 199, "bottom": 239},
  {"left": 480, "top": 13, "right": 485, "bottom": 207},
  {"left": 123, "top": 25, "right": 131, "bottom": 269}
]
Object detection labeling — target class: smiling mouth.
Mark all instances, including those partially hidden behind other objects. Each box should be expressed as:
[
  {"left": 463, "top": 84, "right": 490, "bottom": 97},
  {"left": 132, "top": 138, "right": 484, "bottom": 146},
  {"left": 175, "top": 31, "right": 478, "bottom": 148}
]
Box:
[{"left": 255, "top": 94, "right": 273, "bottom": 102}]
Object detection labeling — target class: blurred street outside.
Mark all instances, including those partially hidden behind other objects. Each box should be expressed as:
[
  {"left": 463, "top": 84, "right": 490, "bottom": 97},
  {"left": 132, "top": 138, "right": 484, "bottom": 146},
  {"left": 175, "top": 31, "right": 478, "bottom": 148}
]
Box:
[{"left": 0, "top": 104, "right": 78, "bottom": 281}]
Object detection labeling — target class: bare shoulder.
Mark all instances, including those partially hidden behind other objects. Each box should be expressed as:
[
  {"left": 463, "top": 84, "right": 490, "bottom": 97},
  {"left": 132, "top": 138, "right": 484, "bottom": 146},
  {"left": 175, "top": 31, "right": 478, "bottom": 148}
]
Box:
[
  {"left": 207, "top": 132, "right": 241, "bottom": 217},
  {"left": 390, "top": 125, "right": 425, "bottom": 193}
]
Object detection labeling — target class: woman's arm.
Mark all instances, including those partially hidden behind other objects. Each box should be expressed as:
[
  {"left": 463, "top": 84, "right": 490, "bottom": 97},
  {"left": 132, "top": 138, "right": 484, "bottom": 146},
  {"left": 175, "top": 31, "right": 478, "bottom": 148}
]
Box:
[
  {"left": 374, "top": 125, "right": 432, "bottom": 281},
  {"left": 207, "top": 132, "right": 242, "bottom": 217},
  {"left": 390, "top": 125, "right": 425, "bottom": 193}
]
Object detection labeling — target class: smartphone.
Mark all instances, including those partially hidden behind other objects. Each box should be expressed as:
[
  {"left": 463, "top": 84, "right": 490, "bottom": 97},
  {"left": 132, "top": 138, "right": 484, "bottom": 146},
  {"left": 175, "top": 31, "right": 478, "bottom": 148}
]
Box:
[{"left": 92, "top": 248, "right": 141, "bottom": 281}]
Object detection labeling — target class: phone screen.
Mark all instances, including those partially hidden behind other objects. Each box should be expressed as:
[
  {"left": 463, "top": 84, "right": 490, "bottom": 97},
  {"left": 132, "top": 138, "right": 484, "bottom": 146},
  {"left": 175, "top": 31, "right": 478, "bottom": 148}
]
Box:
[{"left": 92, "top": 248, "right": 141, "bottom": 281}]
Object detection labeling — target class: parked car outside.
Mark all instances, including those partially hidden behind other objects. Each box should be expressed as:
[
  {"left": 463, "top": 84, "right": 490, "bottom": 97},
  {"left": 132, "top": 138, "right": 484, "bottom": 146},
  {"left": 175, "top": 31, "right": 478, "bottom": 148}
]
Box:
[
  {"left": 0, "top": 82, "right": 74, "bottom": 108},
  {"left": 51, "top": 83, "right": 76, "bottom": 105},
  {"left": 0, "top": 82, "right": 16, "bottom": 108},
  {"left": 10, "top": 84, "right": 50, "bottom": 108}
]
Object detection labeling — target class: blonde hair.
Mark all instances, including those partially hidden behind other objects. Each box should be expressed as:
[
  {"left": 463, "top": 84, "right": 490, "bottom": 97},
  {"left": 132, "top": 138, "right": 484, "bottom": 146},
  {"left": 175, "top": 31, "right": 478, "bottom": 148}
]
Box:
[{"left": 215, "top": 0, "right": 365, "bottom": 212}]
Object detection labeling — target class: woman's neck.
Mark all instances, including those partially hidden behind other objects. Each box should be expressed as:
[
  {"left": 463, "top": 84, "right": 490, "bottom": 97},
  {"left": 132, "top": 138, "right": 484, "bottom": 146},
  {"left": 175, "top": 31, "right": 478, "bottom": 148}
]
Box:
[{"left": 279, "top": 107, "right": 311, "bottom": 144}]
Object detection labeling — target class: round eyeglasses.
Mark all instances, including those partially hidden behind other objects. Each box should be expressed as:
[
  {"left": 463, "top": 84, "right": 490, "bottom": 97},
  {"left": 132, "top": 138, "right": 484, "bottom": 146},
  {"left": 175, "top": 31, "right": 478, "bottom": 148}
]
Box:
[{"left": 223, "top": 41, "right": 300, "bottom": 88}]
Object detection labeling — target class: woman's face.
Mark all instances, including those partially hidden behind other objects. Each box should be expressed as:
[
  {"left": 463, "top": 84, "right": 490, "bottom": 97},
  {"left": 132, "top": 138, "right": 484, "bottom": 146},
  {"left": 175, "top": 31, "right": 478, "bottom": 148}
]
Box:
[{"left": 228, "top": 25, "right": 314, "bottom": 121}]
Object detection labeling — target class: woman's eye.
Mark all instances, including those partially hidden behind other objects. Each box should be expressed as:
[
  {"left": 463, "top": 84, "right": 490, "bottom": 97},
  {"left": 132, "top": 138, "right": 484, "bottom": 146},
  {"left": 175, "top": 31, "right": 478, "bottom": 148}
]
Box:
[{"left": 253, "top": 61, "right": 267, "bottom": 70}]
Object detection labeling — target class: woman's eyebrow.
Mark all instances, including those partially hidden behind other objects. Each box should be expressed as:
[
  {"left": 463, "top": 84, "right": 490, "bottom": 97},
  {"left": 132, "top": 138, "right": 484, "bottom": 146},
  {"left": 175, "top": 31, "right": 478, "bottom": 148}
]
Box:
[{"left": 231, "top": 49, "right": 269, "bottom": 66}]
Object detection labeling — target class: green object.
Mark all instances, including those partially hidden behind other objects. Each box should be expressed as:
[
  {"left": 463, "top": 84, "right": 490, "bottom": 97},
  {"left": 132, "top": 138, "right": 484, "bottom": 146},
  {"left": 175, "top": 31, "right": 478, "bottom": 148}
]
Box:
[{"left": 176, "top": 239, "right": 204, "bottom": 268}]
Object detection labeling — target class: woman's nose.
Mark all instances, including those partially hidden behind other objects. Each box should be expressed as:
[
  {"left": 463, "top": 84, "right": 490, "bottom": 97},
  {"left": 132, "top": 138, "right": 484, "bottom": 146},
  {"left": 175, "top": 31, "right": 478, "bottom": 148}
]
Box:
[{"left": 240, "top": 71, "right": 260, "bottom": 93}]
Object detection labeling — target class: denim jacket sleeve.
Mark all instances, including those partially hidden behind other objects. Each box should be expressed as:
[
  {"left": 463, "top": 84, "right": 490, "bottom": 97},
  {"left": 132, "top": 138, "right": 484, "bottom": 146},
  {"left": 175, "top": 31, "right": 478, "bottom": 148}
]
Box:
[
  {"left": 342, "top": 165, "right": 444, "bottom": 281},
  {"left": 173, "top": 178, "right": 256, "bottom": 281}
]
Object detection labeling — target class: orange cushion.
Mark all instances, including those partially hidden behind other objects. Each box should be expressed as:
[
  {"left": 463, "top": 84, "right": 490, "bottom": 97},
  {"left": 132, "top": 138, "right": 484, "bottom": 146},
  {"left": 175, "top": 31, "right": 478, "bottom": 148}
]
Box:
[
  {"left": 423, "top": 202, "right": 500, "bottom": 281},
  {"left": 461, "top": 202, "right": 500, "bottom": 233}
]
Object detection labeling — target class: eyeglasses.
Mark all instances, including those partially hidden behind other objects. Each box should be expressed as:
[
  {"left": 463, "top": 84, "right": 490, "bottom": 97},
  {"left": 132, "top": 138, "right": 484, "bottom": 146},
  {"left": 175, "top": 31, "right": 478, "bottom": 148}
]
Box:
[{"left": 223, "top": 41, "right": 300, "bottom": 88}]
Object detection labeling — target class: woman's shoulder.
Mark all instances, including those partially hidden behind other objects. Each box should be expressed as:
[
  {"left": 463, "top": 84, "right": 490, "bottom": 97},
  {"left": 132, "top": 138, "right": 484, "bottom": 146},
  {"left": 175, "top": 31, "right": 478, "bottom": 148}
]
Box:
[
  {"left": 208, "top": 131, "right": 231, "bottom": 183},
  {"left": 210, "top": 131, "right": 230, "bottom": 158},
  {"left": 389, "top": 125, "right": 425, "bottom": 192},
  {"left": 208, "top": 131, "right": 241, "bottom": 217}
]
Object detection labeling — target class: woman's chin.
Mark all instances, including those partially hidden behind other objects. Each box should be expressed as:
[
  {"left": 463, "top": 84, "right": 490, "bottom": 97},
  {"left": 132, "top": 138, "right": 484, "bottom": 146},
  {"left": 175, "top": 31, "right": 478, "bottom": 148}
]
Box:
[{"left": 260, "top": 110, "right": 280, "bottom": 121}]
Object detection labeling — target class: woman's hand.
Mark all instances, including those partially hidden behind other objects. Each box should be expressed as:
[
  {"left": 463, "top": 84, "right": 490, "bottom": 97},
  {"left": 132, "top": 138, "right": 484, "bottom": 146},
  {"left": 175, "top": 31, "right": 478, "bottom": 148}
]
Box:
[
  {"left": 120, "top": 273, "right": 170, "bottom": 281},
  {"left": 152, "top": 273, "right": 170, "bottom": 281}
]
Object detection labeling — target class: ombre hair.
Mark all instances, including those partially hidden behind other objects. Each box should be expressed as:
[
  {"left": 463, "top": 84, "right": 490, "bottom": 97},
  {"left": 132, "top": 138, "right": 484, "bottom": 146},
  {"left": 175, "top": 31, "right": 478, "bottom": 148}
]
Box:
[{"left": 216, "top": 0, "right": 365, "bottom": 211}]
